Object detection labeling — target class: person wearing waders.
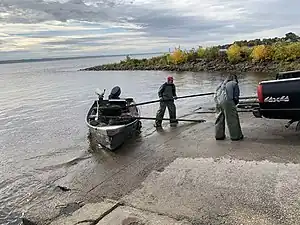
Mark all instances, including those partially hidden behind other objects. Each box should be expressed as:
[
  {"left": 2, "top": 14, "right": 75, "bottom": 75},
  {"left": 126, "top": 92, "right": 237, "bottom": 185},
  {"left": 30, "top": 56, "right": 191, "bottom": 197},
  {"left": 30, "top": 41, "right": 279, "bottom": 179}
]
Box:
[
  {"left": 214, "top": 74, "right": 244, "bottom": 141},
  {"left": 154, "top": 76, "right": 178, "bottom": 128}
]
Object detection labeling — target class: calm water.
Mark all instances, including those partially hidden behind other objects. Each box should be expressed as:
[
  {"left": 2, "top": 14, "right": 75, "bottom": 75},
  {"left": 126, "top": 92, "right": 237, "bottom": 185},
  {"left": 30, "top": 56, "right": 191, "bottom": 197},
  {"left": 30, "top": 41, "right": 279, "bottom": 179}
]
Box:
[{"left": 0, "top": 56, "right": 271, "bottom": 224}]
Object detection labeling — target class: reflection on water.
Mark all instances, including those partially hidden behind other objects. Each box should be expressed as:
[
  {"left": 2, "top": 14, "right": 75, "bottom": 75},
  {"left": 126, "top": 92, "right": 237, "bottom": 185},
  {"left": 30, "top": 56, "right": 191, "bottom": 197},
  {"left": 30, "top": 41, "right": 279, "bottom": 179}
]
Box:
[{"left": 0, "top": 57, "right": 271, "bottom": 224}]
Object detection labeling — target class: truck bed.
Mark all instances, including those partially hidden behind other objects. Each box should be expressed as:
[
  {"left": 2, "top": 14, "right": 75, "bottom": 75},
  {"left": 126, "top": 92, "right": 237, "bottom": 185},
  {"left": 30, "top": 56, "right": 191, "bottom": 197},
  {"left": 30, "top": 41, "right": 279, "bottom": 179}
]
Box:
[{"left": 256, "top": 76, "right": 300, "bottom": 120}]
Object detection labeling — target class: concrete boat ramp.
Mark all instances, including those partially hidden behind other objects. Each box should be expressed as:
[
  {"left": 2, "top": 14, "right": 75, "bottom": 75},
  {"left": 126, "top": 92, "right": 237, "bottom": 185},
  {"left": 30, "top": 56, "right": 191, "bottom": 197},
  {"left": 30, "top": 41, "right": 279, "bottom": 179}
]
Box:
[
  {"left": 50, "top": 157, "right": 300, "bottom": 225},
  {"left": 49, "top": 199, "right": 190, "bottom": 225},
  {"left": 25, "top": 114, "right": 300, "bottom": 225}
]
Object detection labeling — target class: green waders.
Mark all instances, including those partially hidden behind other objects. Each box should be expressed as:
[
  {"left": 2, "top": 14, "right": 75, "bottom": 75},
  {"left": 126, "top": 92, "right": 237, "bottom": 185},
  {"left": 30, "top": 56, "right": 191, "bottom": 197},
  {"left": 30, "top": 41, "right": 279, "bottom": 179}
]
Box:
[
  {"left": 215, "top": 100, "right": 243, "bottom": 140},
  {"left": 155, "top": 100, "right": 177, "bottom": 127}
]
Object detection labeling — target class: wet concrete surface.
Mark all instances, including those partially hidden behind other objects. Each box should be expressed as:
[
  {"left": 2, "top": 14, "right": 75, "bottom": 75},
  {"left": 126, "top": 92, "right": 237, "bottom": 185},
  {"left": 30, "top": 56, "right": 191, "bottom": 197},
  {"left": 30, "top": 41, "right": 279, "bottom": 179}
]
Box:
[
  {"left": 24, "top": 112, "right": 300, "bottom": 224},
  {"left": 118, "top": 116, "right": 300, "bottom": 225},
  {"left": 96, "top": 205, "right": 191, "bottom": 225},
  {"left": 50, "top": 199, "right": 119, "bottom": 225},
  {"left": 123, "top": 157, "right": 300, "bottom": 225}
]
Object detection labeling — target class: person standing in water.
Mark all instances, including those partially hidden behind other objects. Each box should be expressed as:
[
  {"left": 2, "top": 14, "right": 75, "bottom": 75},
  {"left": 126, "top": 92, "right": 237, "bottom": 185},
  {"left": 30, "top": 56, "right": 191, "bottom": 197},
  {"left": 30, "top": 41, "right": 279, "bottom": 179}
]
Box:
[
  {"left": 214, "top": 74, "right": 244, "bottom": 141},
  {"left": 154, "top": 76, "right": 178, "bottom": 128}
]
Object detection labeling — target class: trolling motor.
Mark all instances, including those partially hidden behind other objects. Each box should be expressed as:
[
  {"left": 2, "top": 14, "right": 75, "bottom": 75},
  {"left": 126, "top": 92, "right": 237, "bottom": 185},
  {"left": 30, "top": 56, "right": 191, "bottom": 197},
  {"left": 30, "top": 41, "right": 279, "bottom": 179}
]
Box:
[
  {"left": 93, "top": 89, "right": 105, "bottom": 122},
  {"left": 95, "top": 88, "right": 106, "bottom": 101}
]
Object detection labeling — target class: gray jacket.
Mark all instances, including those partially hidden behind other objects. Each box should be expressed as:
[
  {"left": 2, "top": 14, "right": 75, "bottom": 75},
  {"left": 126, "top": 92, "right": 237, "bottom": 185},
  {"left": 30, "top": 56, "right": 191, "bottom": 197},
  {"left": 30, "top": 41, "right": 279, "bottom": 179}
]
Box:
[
  {"left": 225, "top": 80, "right": 240, "bottom": 104},
  {"left": 214, "top": 80, "right": 240, "bottom": 105}
]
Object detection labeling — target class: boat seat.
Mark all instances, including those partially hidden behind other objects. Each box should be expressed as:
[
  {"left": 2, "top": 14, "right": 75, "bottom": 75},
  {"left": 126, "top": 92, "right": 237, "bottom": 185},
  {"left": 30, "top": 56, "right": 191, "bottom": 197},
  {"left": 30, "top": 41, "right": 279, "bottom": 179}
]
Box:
[
  {"left": 108, "top": 99, "right": 127, "bottom": 108},
  {"left": 89, "top": 114, "right": 97, "bottom": 119},
  {"left": 92, "top": 99, "right": 133, "bottom": 117}
]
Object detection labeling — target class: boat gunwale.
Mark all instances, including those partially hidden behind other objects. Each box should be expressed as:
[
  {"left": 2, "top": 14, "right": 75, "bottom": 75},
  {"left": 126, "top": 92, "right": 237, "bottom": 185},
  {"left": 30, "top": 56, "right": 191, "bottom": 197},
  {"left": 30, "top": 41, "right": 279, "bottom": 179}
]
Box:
[
  {"left": 85, "top": 98, "right": 140, "bottom": 131},
  {"left": 86, "top": 118, "right": 139, "bottom": 131}
]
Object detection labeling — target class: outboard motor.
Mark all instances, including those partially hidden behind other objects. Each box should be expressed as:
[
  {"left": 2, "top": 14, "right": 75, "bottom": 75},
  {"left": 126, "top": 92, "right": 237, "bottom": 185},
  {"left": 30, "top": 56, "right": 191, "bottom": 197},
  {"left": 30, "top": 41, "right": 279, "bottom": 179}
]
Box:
[{"left": 108, "top": 86, "right": 121, "bottom": 99}]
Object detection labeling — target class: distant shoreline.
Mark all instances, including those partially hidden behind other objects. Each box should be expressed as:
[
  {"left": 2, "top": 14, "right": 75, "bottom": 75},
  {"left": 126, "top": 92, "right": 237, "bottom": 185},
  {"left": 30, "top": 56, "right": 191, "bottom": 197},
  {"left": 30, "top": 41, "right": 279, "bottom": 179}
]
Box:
[
  {"left": 0, "top": 52, "right": 163, "bottom": 65},
  {"left": 81, "top": 58, "right": 300, "bottom": 73}
]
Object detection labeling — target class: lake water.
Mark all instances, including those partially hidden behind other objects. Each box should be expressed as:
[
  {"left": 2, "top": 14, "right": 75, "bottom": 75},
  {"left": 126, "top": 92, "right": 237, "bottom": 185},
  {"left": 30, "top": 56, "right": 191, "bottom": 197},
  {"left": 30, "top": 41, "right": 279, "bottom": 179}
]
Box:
[{"left": 0, "top": 56, "right": 271, "bottom": 224}]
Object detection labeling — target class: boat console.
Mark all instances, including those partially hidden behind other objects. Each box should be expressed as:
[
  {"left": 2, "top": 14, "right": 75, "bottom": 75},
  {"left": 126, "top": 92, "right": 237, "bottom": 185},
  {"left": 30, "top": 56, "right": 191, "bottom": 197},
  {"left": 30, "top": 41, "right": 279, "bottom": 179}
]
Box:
[
  {"left": 108, "top": 99, "right": 127, "bottom": 108},
  {"left": 98, "top": 98, "right": 135, "bottom": 116}
]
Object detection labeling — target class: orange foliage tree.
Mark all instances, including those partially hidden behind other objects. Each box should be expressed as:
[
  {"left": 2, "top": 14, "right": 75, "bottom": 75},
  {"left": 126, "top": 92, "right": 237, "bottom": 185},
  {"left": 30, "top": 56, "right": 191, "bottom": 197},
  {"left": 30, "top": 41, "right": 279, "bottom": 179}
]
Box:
[
  {"left": 169, "top": 47, "right": 188, "bottom": 64},
  {"left": 227, "top": 44, "right": 242, "bottom": 62},
  {"left": 250, "top": 45, "right": 273, "bottom": 61}
]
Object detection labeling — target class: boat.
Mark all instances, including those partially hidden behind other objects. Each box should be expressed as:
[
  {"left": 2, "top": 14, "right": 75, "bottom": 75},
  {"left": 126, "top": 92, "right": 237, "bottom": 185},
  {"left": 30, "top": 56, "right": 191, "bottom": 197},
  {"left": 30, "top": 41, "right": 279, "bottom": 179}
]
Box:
[{"left": 86, "top": 88, "right": 142, "bottom": 150}]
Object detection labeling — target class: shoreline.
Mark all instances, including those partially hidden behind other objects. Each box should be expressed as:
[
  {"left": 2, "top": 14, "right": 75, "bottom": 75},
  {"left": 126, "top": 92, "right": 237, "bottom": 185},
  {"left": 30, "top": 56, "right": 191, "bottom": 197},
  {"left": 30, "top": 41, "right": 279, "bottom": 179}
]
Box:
[{"left": 80, "top": 58, "right": 300, "bottom": 73}]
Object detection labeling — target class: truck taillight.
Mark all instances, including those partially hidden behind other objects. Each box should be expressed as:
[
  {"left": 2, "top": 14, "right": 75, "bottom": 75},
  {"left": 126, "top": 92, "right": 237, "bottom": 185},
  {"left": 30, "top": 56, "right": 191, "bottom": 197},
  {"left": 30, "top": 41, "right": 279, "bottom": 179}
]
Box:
[{"left": 257, "top": 84, "right": 264, "bottom": 103}]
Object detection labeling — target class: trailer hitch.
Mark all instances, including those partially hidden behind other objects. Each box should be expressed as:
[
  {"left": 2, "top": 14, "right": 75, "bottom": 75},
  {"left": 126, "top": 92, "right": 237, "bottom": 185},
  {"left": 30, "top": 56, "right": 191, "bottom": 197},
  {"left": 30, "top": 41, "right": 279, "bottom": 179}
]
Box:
[
  {"left": 285, "top": 120, "right": 300, "bottom": 131},
  {"left": 285, "top": 120, "right": 296, "bottom": 128}
]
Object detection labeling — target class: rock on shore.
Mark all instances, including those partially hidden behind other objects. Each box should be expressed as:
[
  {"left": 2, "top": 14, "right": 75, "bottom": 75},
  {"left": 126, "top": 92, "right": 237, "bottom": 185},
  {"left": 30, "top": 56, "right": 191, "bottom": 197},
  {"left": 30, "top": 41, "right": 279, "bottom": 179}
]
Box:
[{"left": 80, "top": 58, "right": 300, "bottom": 73}]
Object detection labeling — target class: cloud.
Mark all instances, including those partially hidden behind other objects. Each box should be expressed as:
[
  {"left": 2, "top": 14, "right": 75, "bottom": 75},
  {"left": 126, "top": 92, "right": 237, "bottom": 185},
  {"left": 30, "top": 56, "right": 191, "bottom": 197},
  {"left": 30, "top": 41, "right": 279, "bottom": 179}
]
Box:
[
  {"left": 0, "top": 0, "right": 114, "bottom": 23},
  {"left": 1, "top": 0, "right": 300, "bottom": 60}
]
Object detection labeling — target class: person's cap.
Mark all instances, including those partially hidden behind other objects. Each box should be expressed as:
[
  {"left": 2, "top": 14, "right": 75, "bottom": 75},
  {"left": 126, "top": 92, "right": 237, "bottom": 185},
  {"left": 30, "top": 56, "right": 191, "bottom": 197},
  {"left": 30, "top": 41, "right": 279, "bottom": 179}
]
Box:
[{"left": 167, "top": 76, "right": 173, "bottom": 81}]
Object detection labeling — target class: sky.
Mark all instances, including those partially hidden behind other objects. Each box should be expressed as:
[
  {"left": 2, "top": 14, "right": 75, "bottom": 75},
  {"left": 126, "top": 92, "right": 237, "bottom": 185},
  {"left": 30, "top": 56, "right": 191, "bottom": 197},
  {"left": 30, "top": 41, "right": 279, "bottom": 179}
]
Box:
[{"left": 1, "top": 0, "right": 300, "bottom": 60}]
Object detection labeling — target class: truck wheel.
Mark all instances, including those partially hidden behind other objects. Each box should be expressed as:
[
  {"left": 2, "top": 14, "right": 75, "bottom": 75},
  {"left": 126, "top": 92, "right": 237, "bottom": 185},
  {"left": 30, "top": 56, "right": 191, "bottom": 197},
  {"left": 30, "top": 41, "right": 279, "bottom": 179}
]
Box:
[{"left": 296, "top": 121, "right": 300, "bottom": 132}]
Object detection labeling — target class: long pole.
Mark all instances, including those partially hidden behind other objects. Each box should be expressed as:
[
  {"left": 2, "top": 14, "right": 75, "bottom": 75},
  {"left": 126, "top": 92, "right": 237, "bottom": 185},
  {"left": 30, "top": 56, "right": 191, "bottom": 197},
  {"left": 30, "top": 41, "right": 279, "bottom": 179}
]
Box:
[
  {"left": 128, "top": 92, "right": 215, "bottom": 107},
  {"left": 100, "top": 116, "right": 206, "bottom": 123},
  {"left": 129, "top": 94, "right": 257, "bottom": 108},
  {"left": 195, "top": 110, "right": 254, "bottom": 114}
]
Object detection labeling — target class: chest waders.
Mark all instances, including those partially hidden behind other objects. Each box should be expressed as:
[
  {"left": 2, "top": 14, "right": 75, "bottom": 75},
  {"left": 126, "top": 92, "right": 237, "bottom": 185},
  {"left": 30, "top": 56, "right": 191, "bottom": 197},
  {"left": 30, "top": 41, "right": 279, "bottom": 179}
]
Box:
[
  {"left": 214, "top": 82, "right": 243, "bottom": 140},
  {"left": 155, "top": 84, "right": 177, "bottom": 127}
]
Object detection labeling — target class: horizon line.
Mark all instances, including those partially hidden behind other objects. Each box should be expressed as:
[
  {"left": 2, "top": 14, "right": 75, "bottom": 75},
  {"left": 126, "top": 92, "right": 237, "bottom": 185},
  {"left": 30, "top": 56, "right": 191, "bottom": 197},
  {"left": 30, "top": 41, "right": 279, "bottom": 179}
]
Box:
[{"left": 0, "top": 52, "right": 166, "bottom": 65}]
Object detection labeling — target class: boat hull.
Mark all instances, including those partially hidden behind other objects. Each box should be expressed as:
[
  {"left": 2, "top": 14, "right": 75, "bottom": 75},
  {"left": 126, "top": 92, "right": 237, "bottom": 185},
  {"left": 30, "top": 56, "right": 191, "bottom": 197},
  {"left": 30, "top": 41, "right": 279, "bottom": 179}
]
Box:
[
  {"left": 88, "top": 120, "right": 141, "bottom": 150},
  {"left": 86, "top": 98, "right": 141, "bottom": 151}
]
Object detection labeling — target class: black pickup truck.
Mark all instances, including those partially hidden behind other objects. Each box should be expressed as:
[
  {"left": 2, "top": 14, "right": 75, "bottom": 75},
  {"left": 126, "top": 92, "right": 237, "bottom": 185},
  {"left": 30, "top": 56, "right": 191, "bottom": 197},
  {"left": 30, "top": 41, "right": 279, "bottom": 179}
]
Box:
[{"left": 253, "top": 70, "right": 300, "bottom": 130}]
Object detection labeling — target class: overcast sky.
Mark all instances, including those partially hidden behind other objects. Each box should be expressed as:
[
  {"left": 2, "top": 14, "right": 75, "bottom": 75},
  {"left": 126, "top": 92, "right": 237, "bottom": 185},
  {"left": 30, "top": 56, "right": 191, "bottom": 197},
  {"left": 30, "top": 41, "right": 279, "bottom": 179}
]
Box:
[{"left": 1, "top": 0, "right": 300, "bottom": 60}]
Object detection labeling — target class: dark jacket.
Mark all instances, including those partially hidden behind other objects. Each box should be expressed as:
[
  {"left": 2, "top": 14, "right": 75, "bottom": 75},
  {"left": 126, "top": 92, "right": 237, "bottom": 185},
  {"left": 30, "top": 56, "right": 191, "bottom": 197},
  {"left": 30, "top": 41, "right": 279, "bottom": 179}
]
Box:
[{"left": 158, "top": 82, "right": 177, "bottom": 100}]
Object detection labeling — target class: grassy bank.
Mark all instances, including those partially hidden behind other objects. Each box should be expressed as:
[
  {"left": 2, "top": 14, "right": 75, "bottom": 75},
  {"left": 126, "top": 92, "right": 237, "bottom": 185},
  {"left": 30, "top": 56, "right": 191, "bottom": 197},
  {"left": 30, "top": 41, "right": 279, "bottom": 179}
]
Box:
[{"left": 82, "top": 32, "right": 300, "bottom": 73}]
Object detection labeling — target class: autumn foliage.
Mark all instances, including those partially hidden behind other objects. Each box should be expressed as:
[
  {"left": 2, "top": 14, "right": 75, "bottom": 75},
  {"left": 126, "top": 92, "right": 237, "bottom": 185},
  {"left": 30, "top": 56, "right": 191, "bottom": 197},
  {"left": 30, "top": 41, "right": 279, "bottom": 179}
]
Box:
[
  {"left": 250, "top": 45, "right": 273, "bottom": 61},
  {"left": 166, "top": 41, "right": 300, "bottom": 65},
  {"left": 118, "top": 33, "right": 300, "bottom": 67},
  {"left": 227, "top": 42, "right": 300, "bottom": 63},
  {"left": 167, "top": 47, "right": 187, "bottom": 64},
  {"left": 227, "top": 44, "right": 242, "bottom": 62}
]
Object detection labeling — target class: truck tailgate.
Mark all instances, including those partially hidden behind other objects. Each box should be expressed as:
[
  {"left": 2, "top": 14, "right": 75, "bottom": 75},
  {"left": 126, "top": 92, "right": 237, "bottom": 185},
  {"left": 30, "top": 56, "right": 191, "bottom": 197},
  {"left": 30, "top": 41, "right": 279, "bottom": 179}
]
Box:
[{"left": 258, "top": 78, "right": 300, "bottom": 120}]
